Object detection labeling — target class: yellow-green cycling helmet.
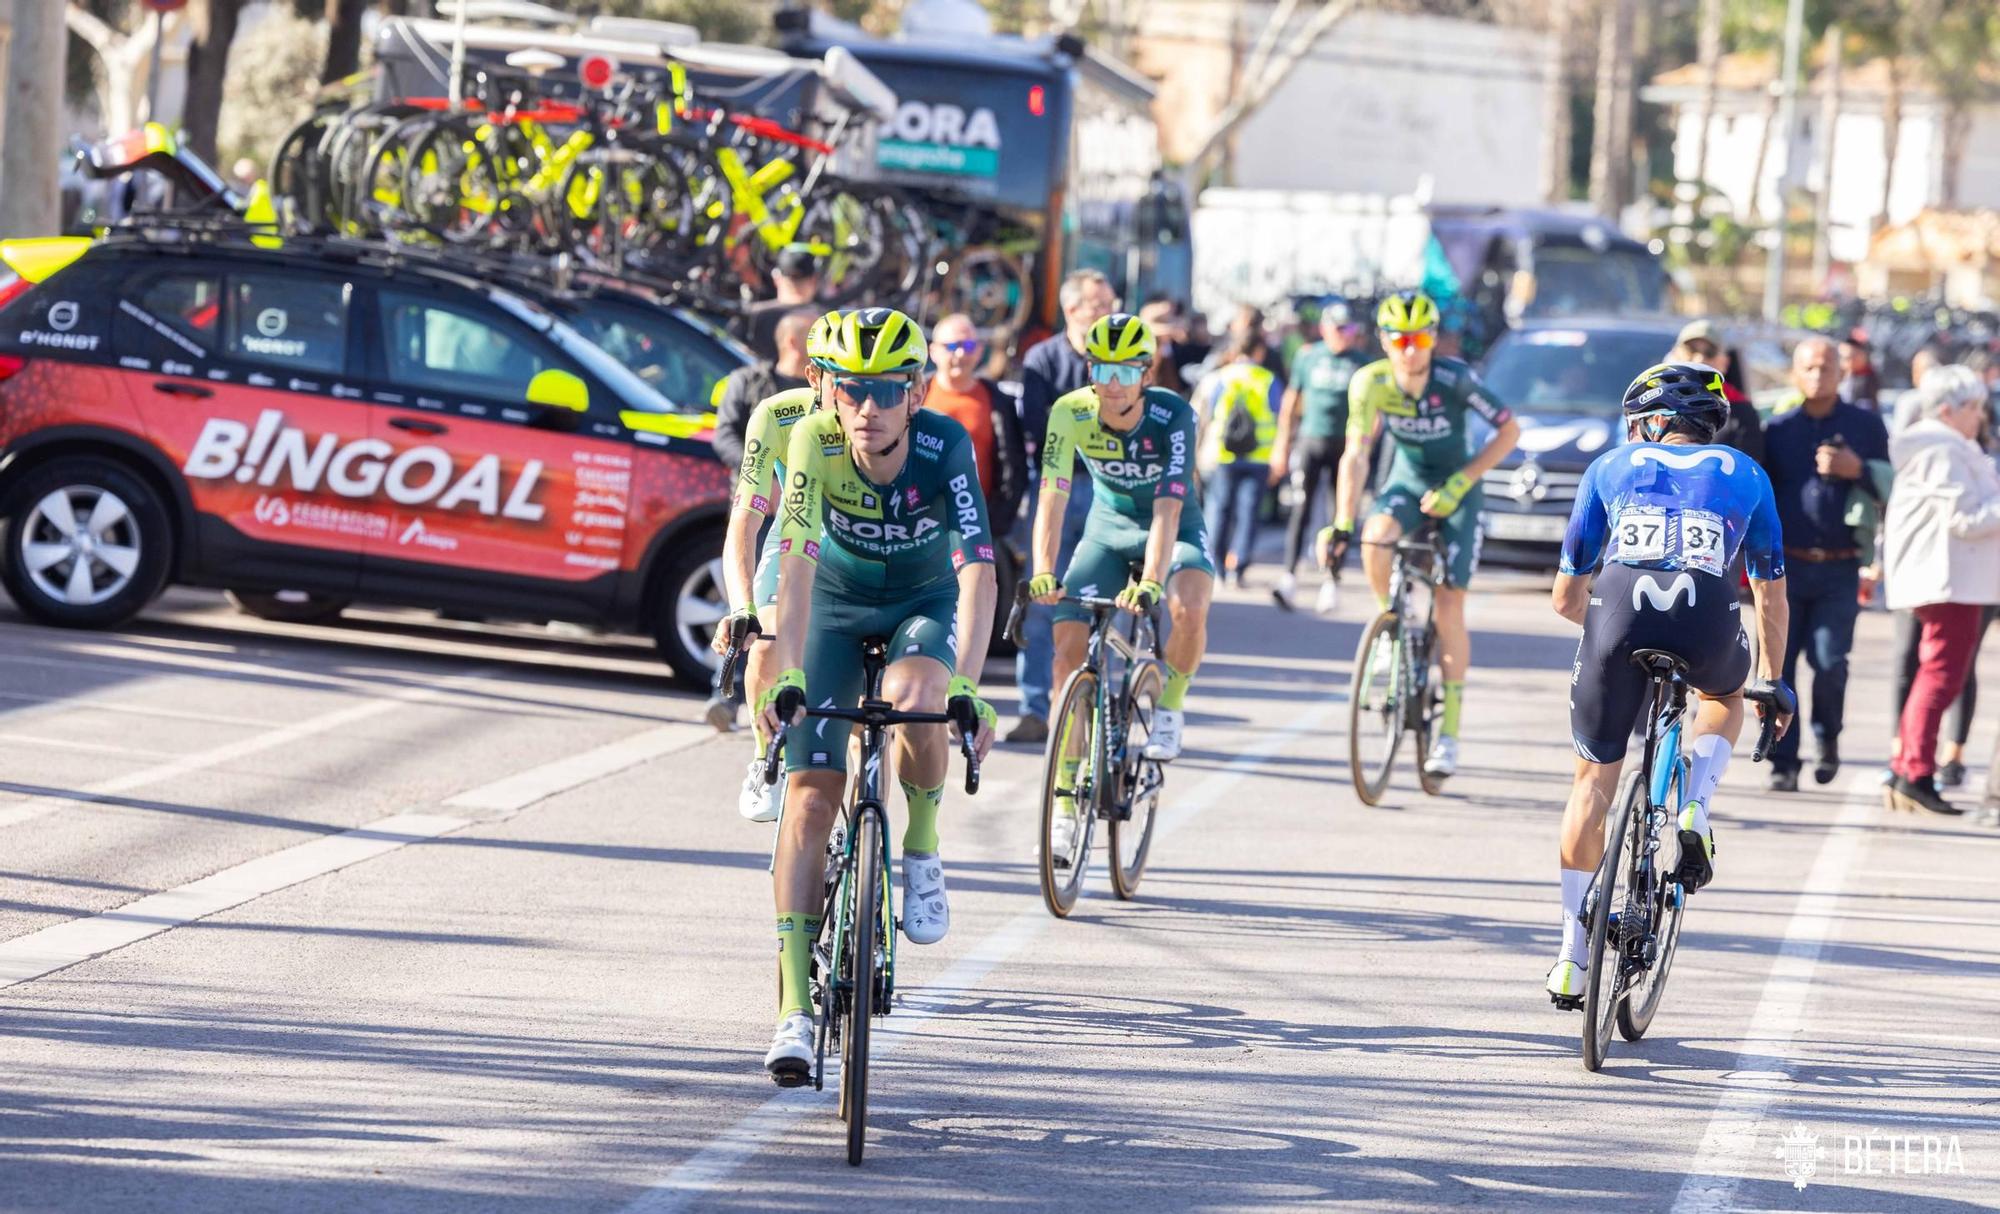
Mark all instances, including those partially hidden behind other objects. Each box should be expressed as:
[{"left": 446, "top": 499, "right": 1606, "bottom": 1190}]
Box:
[
  {"left": 1084, "top": 312, "right": 1156, "bottom": 363},
  {"left": 805, "top": 309, "right": 844, "bottom": 364},
  {"left": 1376, "top": 290, "right": 1440, "bottom": 333},
  {"left": 820, "top": 307, "right": 927, "bottom": 376}
]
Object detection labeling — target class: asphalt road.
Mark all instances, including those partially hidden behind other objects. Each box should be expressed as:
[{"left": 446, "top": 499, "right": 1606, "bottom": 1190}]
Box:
[{"left": 0, "top": 576, "right": 1994, "bottom": 1213}]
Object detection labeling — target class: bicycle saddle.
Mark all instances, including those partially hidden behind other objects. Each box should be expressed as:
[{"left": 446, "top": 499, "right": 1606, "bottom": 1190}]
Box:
[{"left": 1629, "top": 648, "right": 1690, "bottom": 676}]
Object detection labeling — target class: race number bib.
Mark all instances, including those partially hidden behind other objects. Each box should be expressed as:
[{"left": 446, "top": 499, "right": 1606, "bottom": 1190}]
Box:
[
  {"left": 1614, "top": 507, "right": 1669, "bottom": 562},
  {"left": 1614, "top": 506, "right": 1727, "bottom": 574},
  {"left": 1680, "top": 509, "right": 1726, "bottom": 576}
]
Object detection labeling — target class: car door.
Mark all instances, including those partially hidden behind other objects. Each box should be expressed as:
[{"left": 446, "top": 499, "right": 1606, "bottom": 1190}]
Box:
[
  {"left": 115, "top": 261, "right": 369, "bottom": 593},
  {"left": 354, "top": 282, "right": 633, "bottom": 621}
]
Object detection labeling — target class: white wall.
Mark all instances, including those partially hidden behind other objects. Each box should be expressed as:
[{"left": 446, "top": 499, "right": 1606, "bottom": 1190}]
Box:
[{"left": 1229, "top": 10, "right": 1551, "bottom": 204}]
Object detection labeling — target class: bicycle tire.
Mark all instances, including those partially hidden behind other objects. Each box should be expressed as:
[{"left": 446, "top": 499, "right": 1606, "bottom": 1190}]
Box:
[
  {"left": 1348, "top": 611, "right": 1402, "bottom": 806},
  {"left": 1414, "top": 654, "right": 1446, "bottom": 797},
  {"left": 1582, "top": 770, "right": 1641, "bottom": 1071},
  {"left": 1039, "top": 666, "right": 1099, "bottom": 918},
  {"left": 1109, "top": 658, "right": 1166, "bottom": 901},
  {"left": 840, "top": 806, "right": 882, "bottom": 1165},
  {"left": 1620, "top": 765, "right": 1688, "bottom": 1040},
  {"left": 404, "top": 117, "right": 512, "bottom": 245}
]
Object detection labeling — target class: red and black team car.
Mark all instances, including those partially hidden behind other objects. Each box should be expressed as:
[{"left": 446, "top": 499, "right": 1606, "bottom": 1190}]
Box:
[{"left": 0, "top": 229, "right": 747, "bottom": 682}]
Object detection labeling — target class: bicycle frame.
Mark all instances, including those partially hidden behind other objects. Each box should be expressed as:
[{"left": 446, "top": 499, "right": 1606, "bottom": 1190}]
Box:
[
  {"left": 1386, "top": 527, "right": 1444, "bottom": 730},
  {"left": 1075, "top": 600, "right": 1161, "bottom": 823}
]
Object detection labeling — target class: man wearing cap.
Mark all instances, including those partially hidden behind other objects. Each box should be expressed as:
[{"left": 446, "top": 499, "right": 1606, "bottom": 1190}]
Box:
[
  {"left": 739, "top": 244, "right": 823, "bottom": 360},
  {"left": 1272, "top": 297, "right": 1371, "bottom": 613},
  {"left": 1671, "top": 319, "right": 1763, "bottom": 463},
  {"left": 1839, "top": 329, "right": 1882, "bottom": 411}
]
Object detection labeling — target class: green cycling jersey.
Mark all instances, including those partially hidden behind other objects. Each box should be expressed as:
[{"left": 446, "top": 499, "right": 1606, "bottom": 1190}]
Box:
[
  {"left": 1041, "top": 385, "right": 1201, "bottom": 518},
  {"left": 1346, "top": 355, "right": 1514, "bottom": 485},
  {"left": 732, "top": 386, "right": 816, "bottom": 517}
]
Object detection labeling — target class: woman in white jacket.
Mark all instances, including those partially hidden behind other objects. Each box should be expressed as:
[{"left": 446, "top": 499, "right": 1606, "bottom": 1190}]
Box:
[{"left": 1882, "top": 377, "right": 2000, "bottom": 814}]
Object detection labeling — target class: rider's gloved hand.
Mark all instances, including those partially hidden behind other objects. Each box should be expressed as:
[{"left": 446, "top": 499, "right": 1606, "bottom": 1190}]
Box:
[
  {"left": 1028, "top": 572, "right": 1064, "bottom": 605},
  {"left": 1752, "top": 678, "right": 1798, "bottom": 737},
  {"left": 947, "top": 675, "right": 997, "bottom": 760},
  {"left": 714, "top": 605, "right": 760, "bottom": 655},
  {"left": 1320, "top": 524, "right": 1353, "bottom": 569},
  {"left": 758, "top": 667, "right": 807, "bottom": 736},
  {"left": 1422, "top": 470, "right": 1475, "bottom": 518},
  {"left": 1115, "top": 578, "right": 1163, "bottom": 614}
]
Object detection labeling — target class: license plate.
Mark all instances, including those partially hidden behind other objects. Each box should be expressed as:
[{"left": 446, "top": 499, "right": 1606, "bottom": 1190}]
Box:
[{"left": 1483, "top": 512, "right": 1567, "bottom": 542}]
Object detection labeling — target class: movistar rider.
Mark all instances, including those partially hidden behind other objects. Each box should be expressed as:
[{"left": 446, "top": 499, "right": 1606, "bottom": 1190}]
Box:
[
  {"left": 1029, "top": 313, "right": 1215, "bottom": 851},
  {"left": 713, "top": 310, "right": 842, "bottom": 824},
  {"left": 755, "top": 308, "right": 999, "bottom": 1084},
  {"left": 1324, "top": 291, "right": 1521, "bottom": 778},
  {"left": 1544, "top": 362, "right": 1796, "bottom": 1007}
]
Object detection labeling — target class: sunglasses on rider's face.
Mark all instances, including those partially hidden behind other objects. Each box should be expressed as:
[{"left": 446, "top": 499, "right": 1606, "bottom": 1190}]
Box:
[
  {"left": 935, "top": 339, "right": 981, "bottom": 356},
  {"left": 1387, "top": 330, "right": 1436, "bottom": 352},
  {"left": 1089, "top": 362, "right": 1146, "bottom": 387},
  {"left": 830, "top": 376, "right": 913, "bottom": 408}
]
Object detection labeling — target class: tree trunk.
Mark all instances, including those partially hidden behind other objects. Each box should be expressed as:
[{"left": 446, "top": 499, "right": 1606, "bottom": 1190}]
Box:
[
  {"left": 322, "top": 0, "right": 367, "bottom": 84},
  {"left": 1540, "top": 0, "right": 1574, "bottom": 203},
  {"left": 181, "top": 0, "right": 242, "bottom": 165},
  {"left": 1, "top": 0, "right": 68, "bottom": 236},
  {"left": 1690, "top": 0, "right": 1723, "bottom": 193},
  {"left": 1943, "top": 102, "right": 1971, "bottom": 208},
  {"left": 1811, "top": 24, "right": 1842, "bottom": 285},
  {"left": 1745, "top": 76, "right": 1780, "bottom": 222},
  {"left": 1877, "top": 55, "right": 1901, "bottom": 232},
  {"left": 1588, "top": 0, "right": 1634, "bottom": 217}
]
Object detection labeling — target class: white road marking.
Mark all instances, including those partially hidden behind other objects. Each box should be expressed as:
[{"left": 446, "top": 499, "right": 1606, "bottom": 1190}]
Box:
[
  {"left": 0, "top": 813, "right": 468, "bottom": 987},
  {"left": 444, "top": 723, "right": 710, "bottom": 815},
  {"left": 619, "top": 696, "right": 1342, "bottom": 1213},
  {"left": 1670, "top": 773, "right": 1878, "bottom": 1213}
]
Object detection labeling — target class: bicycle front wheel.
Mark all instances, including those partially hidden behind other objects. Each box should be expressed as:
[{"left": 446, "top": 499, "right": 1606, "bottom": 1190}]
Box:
[
  {"left": 1040, "top": 666, "right": 1099, "bottom": 918},
  {"left": 1108, "top": 659, "right": 1166, "bottom": 901},
  {"left": 1582, "top": 771, "right": 1641, "bottom": 1071},
  {"left": 1414, "top": 651, "right": 1447, "bottom": 798},
  {"left": 1348, "top": 612, "right": 1402, "bottom": 806},
  {"left": 839, "top": 807, "right": 883, "bottom": 1164}
]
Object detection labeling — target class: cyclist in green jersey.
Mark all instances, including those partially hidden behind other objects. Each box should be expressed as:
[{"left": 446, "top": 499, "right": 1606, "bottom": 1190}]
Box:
[
  {"left": 756, "top": 308, "right": 999, "bottom": 1085},
  {"left": 1324, "top": 290, "right": 1521, "bottom": 778},
  {"left": 1030, "top": 313, "right": 1215, "bottom": 852},
  {"left": 712, "top": 310, "right": 843, "bottom": 823}
]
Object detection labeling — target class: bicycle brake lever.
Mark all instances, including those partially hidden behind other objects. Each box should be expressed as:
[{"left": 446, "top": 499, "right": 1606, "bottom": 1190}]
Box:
[
  {"left": 762, "top": 731, "right": 785, "bottom": 785},
  {"left": 961, "top": 734, "right": 980, "bottom": 796}
]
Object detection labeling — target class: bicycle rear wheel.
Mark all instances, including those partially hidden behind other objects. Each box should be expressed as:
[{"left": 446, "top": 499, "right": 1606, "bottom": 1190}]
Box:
[
  {"left": 1108, "top": 659, "right": 1165, "bottom": 901},
  {"left": 1582, "top": 771, "right": 1641, "bottom": 1071},
  {"left": 1619, "top": 802, "right": 1687, "bottom": 1040},
  {"left": 1348, "top": 612, "right": 1402, "bottom": 806},
  {"left": 1040, "top": 666, "right": 1098, "bottom": 918},
  {"left": 839, "top": 807, "right": 882, "bottom": 1165}
]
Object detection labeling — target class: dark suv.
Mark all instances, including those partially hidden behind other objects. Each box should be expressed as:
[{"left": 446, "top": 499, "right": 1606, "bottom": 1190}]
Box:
[{"left": 0, "top": 230, "right": 747, "bottom": 681}]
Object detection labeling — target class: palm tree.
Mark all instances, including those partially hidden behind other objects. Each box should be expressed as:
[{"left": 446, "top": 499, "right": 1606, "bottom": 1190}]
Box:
[{"left": 1909, "top": 2, "right": 2000, "bottom": 208}]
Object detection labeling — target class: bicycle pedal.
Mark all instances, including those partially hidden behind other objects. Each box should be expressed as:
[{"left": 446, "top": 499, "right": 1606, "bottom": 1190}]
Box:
[{"left": 1549, "top": 991, "right": 1583, "bottom": 1012}]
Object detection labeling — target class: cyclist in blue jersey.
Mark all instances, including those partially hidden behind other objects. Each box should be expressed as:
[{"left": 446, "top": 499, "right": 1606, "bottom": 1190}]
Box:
[{"left": 1545, "top": 363, "right": 1798, "bottom": 1006}]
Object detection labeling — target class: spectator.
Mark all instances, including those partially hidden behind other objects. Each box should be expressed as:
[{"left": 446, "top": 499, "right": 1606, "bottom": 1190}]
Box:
[
  {"left": 924, "top": 313, "right": 1029, "bottom": 534},
  {"left": 704, "top": 308, "right": 816, "bottom": 729},
  {"left": 1762, "top": 337, "right": 1892, "bottom": 791},
  {"left": 1892, "top": 346, "right": 1946, "bottom": 433},
  {"left": 1272, "top": 296, "right": 1369, "bottom": 614},
  {"left": 1672, "top": 321, "right": 1764, "bottom": 463},
  {"left": 1839, "top": 328, "right": 1882, "bottom": 410},
  {"left": 1010, "top": 269, "right": 1117, "bottom": 744},
  {"left": 1199, "top": 330, "right": 1281, "bottom": 588},
  {"left": 1140, "top": 297, "right": 1189, "bottom": 394},
  {"left": 1882, "top": 375, "right": 2000, "bottom": 815},
  {"left": 739, "top": 244, "right": 821, "bottom": 360}
]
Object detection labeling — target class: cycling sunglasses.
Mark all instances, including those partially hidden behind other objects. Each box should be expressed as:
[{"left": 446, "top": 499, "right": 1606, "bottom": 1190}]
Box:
[
  {"left": 935, "top": 339, "right": 982, "bottom": 355},
  {"left": 1089, "top": 362, "right": 1146, "bottom": 387},
  {"left": 829, "top": 375, "right": 914, "bottom": 408},
  {"left": 1386, "top": 330, "right": 1436, "bottom": 351}
]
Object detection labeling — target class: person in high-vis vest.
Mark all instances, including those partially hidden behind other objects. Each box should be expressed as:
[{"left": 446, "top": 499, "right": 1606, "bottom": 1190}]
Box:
[{"left": 1200, "top": 331, "right": 1282, "bottom": 588}]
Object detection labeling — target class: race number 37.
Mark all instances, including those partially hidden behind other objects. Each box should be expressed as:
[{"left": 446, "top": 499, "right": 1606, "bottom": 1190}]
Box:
[{"left": 1615, "top": 506, "right": 1725, "bottom": 575}]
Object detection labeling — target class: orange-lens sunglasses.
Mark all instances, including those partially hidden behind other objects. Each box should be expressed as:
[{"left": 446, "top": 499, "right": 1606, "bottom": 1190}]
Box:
[{"left": 1387, "top": 330, "right": 1436, "bottom": 351}]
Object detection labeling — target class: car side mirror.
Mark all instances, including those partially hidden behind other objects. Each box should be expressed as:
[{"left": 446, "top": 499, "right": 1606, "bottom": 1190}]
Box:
[{"left": 527, "top": 368, "right": 589, "bottom": 412}]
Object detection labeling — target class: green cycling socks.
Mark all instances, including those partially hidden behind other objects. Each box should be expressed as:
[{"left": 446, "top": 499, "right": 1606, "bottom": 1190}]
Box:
[
  {"left": 1442, "top": 680, "right": 1465, "bottom": 736},
  {"left": 776, "top": 912, "right": 823, "bottom": 1020},
  {"left": 1160, "top": 664, "right": 1192, "bottom": 711},
  {"left": 901, "top": 778, "right": 944, "bottom": 854}
]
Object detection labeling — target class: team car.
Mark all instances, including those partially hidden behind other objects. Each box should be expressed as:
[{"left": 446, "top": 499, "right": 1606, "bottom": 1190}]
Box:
[{"left": 0, "top": 228, "right": 747, "bottom": 682}]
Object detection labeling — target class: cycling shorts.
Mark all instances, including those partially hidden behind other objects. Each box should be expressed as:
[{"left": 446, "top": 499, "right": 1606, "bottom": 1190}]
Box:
[
  {"left": 752, "top": 520, "right": 782, "bottom": 624},
  {"left": 786, "top": 579, "right": 958, "bottom": 775},
  {"left": 1057, "top": 504, "right": 1215, "bottom": 626},
  {"left": 1569, "top": 562, "right": 1750, "bottom": 764},
  {"left": 1371, "top": 474, "right": 1482, "bottom": 590}
]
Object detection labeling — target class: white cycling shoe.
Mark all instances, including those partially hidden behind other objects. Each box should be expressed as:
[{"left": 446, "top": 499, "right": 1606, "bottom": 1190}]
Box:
[
  {"left": 738, "top": 756, "right": 782, "bottom": 823},
  {"left": 1316, "top": 579, "right": 1340, "bottom": 616},
  {"left": 1143, "top": 708, "right": 1185, "bottom": 761},
  {"left": 1424, "top": 734, "right": 1459, "bottom": 778},
  {"left": 1546, "top": 959, "right": 1587, "bottom": 1009},
  {"left": 901, "top": 851, "right": 950, "bottom": 944},
  {"left": 764, "top": 1011, "right": 814, "bottom": 1086},
  {"left": 1049, "top": 808, "right": 1081, "bottom": 869}
]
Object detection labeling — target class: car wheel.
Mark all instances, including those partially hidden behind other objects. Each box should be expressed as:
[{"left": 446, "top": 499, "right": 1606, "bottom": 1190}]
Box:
[
  {"left": 651, "top": 535, "right": 727, "bottom": 685},
  {"left": 225, "top": 589, "right": 352, "bottom": 625},
  {"left": 0, "top": 457, "right": 172, "bottom": 629}
]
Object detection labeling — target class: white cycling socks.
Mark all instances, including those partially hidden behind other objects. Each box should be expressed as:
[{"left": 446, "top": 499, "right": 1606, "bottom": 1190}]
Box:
[
  {"left": 1686, "top": 732, "right": 1731, "bottom": 812},
  {"left": 1558, "top": 867, "right": 1591, "bottom": 964}
]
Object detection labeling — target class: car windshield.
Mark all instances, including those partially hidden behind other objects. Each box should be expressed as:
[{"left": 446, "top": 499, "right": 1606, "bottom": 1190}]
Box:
[
  {"left": 1480, "top": 329, "right": 1677, "bottom": 416},
  {"left": 489, "top": 291, "right": 676, "bottom": 413},
  {"left": 1525, "top": 246, "right": 1668, "bottom": 317}
]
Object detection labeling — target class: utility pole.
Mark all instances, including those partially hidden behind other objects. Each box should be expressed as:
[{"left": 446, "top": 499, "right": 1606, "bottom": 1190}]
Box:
[
  {"left": 1811, "top": 24, "right": 1843, "bottom": 289},
  {"left": 1540, "top": 0, "right": 1574, "bottom": 204},
  {"left": 1, "top": 0, "right": 66, "bottom": 237},
  {"left": 1762, "top": 0, "right": 1806, "bottom": 321},
  {"left": 1587, "top": 0, "right": 1634, "bottom": 218}
]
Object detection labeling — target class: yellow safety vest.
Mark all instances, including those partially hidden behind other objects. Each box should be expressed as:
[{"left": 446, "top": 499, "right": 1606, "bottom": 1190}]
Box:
[{"left": 1209, "top": 363, "right": 1278, "bottom": 464}]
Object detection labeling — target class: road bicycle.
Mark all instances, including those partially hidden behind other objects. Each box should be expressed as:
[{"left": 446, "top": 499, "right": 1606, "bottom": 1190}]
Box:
[
  {"left": 1347, "top": 522, "right": 1448, "bottom": 804},
  {"left": 759, "top": 636, "right": 980, "bottom": 1165},
  {"left": 1571, "top": 649, "right": 1783, "bottom": 1071},
  {"left": 1007, "top": 587, "right": 1168, "bottom": 917}
]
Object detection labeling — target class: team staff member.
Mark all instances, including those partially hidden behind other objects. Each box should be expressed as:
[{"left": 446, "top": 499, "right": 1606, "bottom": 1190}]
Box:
[
  {"left": 757, "top": 309, "right": 998, "bottom": 1085},
  {"left": 1544, "top": 363, "right": 1793, "bottom": 1004},
  {"left": 1324, "top": 291, "right": 1521, "bottom": 778},
  {"left": 925, "top": 313, "right": 1029, "bottom": 532},
  {"left": 1273, "top": 297, "right": 1369, "bottom": 614},
  {"left": 1199, "top": 331, "right": 1281, "bottom": 588}
]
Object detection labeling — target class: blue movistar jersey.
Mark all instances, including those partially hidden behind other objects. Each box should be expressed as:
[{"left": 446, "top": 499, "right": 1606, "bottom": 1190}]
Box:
[{"left": 1560, "top": 442, "right": 1785, "bottom": 581}]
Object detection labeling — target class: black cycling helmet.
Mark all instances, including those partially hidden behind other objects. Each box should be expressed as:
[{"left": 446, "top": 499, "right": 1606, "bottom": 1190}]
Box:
[{"left": 1622, "top": 361, "right": 1729, "bottom": 441}]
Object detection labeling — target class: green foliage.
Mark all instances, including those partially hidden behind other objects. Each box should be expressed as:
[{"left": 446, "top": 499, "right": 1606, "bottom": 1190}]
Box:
[{"left": 216, "top": 8, "right": 328, "bottom": 173}]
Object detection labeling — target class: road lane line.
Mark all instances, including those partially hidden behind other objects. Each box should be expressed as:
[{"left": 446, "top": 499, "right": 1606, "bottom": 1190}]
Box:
[
  {"left": 0, "top": 669, "right": 499, "bottom": 832},
  {"left": 1670, "top": 773, "right": 1878, "bottom": 1213},
  {"left": 619, "top": 695, "right": 1343, "bottom": 1213},
  {"left": 0, "top": 813, "right": 468, "bottom": 987},
  {"left": 443, "top": 723, "right": 711, "bottom": 814}
]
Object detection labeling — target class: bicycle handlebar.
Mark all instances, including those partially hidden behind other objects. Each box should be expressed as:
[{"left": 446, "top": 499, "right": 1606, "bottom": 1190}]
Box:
[
  {"left": 717, "top": 612, "right": 762, "bottom": 700},
  {"left": 1004, "top": 581, "right": 1162, "bottom": 648},
  {"left": 1744, "top": 685, "right": 1786, "bottom": 763},
  {"left": 760, "top": 704, "right": 982, "bottom": 795}
]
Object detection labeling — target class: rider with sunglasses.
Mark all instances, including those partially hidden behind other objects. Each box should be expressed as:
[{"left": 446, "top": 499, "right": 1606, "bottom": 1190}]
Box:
[
  {"left": 1030, "top": 313, "right": 1216, "bottom": 813},
  {"left": 1324, "top": 290, "right": 1521, "bottom": 779},
  {"left": 756, "top": 308, "right": 1000, "bottom": 1084}
]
